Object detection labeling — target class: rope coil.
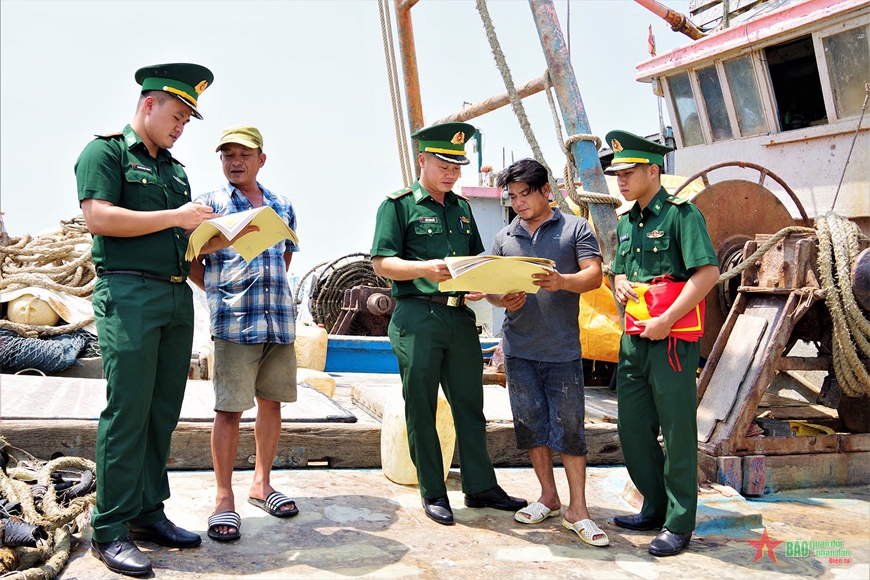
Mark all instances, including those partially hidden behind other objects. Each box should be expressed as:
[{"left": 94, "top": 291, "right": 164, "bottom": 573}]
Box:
[
  {"left": 0, "top": 216, "right": 96, "bottom": 338},
  {"left": 0, "top": 439, "right": 96, "bottom": 579}
]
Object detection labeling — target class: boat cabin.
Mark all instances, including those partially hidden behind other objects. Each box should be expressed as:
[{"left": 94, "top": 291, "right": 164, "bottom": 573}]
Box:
[{"left": 636, "top": 0, "right": 869, "bottom": 234}]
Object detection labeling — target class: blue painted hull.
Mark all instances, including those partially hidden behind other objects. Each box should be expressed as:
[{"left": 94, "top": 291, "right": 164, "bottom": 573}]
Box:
[{"left": 324, "top": 335, "right": 499, "bottom": 374}]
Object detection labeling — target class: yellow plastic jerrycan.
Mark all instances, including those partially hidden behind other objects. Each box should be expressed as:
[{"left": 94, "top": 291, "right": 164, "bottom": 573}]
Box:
[
  {"left": 296, "top": 368, "right": 336, "bottom": 398},
  {"left": 381, "top": 388, "right": 455, "bottom": 485},
  {"left": 294, "top": 322, "right": 328, "bottom": 371}
]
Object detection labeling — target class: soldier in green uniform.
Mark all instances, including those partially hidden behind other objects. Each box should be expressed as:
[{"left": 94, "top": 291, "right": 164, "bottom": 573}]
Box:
[
  {"left": 606, "top": 130, "right": 720, "bottom": 557},
  {"left": 371, "top": 122, "right": 527, "bottom": 525},
  {"left": 76, "top": 63, "right": 239, "bottom": 577}
]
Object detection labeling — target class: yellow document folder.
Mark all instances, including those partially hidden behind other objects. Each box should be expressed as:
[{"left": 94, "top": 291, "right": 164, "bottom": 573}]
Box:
[
  {"left": 437, "top": 255, "right": 555, "bottom": 294},
  {"left": 185, "top": 206, "right": 298, "bottom": 263}
]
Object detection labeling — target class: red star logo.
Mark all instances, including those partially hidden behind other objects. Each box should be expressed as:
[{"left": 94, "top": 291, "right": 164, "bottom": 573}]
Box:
[{"left": 747, "top": 528, "right": 784, "bottom": 563}]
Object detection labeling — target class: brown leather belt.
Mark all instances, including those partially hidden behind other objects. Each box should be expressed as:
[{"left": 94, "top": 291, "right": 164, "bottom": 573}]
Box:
[
  {"left": 101, "top": 270, "right": 187, "bottom": 284},
  {"left": 402, "top": 295, "right": 466, "bottom": 308}
]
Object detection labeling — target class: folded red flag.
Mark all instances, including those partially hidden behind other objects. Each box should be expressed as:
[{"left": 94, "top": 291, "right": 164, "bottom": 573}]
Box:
[{"left": 624, "top": 277, "right": 705, "bottom": 342}]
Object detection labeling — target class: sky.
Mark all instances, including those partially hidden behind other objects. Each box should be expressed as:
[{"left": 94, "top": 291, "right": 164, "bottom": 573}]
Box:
[{"left": 0, "top": 0, "right": 692, "bottom": 279}]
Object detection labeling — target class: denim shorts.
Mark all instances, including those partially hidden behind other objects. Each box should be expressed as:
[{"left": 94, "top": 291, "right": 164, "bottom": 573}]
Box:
[
  {"left": 504, "top": 356, "right": 587, "bottom": 456},
  {"left": 213, "top": 338, "right": 297, "bottom": 412}
]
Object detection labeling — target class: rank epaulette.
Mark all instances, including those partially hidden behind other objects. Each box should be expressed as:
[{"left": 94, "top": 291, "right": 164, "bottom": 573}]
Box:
[
  {"left": 454, "top": 191, "right": 470, "bottom": 201},
  {"left": 387, "top": 187, "right": 412, "bottom": 199},
  {"left": 665, "top": 194, "right": 688, "bottom": 205},
  {"left": 95, "top": 131, "right": 123, "bottom": 139}
]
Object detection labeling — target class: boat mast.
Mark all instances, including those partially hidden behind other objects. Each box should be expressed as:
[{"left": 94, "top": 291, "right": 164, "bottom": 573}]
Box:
[{"left": 528, "top": 0, "right": 618, "bottom": 266}]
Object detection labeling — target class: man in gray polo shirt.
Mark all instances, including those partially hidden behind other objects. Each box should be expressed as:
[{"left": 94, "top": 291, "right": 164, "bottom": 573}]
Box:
[{"left": 486, "top": 158, "right": 607, "bottom": 546}]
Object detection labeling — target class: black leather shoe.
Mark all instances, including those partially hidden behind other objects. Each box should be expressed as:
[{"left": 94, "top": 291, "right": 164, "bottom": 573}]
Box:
[
  {"left": 613, "top": 513, "right": 665, "bottom": 531},
  {"left": 649, "top": 528, "right": 692, "bottom": 556},
  {"left": 129, "top": 518, "right": 202, "bottom": 548},
  {"left": 422, "top": 496, "right": 454, "bottom": 525},
  {"left": 91, "top": 538, "right": 152, "bottom": 577},
  {"left": 463, "top": 485, "right": 528, "bottom": 512}
]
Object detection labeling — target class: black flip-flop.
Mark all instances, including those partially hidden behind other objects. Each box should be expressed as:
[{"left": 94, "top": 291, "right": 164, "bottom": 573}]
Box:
[
  {"left": 248, "top": 491, "right": 298, "bottom": 518},
  {"left": 207, "top": 511, "right": 241, "bottom": 542}
]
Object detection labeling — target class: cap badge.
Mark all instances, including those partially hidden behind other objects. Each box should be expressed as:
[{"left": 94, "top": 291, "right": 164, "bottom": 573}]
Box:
[
  {"left": 647, "top": 230, "right": 664, "bottom": 239},
  {"left": 611, "top": 139, "right": 623, "bottom": 153},
  {"left": 195, "top": 80, "right": 209, "bottom": 95},
  {"left": 451, "top": 132, "right": 465, "bottom": 145}
]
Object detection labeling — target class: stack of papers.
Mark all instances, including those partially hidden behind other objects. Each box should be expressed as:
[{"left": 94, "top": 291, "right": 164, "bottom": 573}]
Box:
[
  {"left": 438, "top": 255, "right": 555, "bottom": 294},
  {"left": 185, "top": 206, "right": 299, "bottom": 263}
]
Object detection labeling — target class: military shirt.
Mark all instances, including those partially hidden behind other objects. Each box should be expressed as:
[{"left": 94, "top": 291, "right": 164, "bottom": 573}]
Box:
[
  {"left": 371, "top": 180, "right": 484, "bottom": 296},
  {"left": 612, "top": 187, "right": 717, "bottom": 283},
  {"left": 75, "top": 124, "right": 192, "bottom": 277}
]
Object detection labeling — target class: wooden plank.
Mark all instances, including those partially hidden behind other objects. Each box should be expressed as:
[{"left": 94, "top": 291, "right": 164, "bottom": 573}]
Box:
[
  {"left": 775, "top": 356, "right": 832, "bottom": 371},
  {"left": 716, "top": 295, "right": 799, "bottom": 456},
  {"left": 735, "top": 434, "right": 840, "bottom": 456},
  {"left": 0, "top": 375, "right": 355, "bottom": 423},
  {"left": 0, "top": 419, "right": 623, "bottom": 470},
  {"left": 840, "top": 433, "right": 870, "bottom": 452},
  {"left": 716, "top": 456, "right": 742, "bottom": 489},
  {"left": 742, "top": 455, "right": 766, "bottom": 496},
  {"left": 697, "top": 314, "right": 768, "bottom": 441},
  {"left": 760, "top": 451, "right": 870, "bottom": 491}
]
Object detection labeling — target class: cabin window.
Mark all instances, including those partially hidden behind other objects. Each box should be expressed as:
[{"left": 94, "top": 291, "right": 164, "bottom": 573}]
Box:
[
  {"left": 765, "top": 35, "right": 827, "bottom": 131},
  {"left": 668, "top": 72, "right": 704, "bottom": 147},
  {"left": 697, "top": 65, "right": 733, "bottom": 141},
  {"left": 823, "top": 24, "right": 870, "bottom": 119},
  {"left": 724, "top": 55, "right": 767, "bottom": 136}
]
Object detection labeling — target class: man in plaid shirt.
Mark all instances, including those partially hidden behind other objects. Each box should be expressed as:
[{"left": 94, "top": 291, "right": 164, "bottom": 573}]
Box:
[{"left": 190, "top": 125, "right": 300, "bottom": 542}]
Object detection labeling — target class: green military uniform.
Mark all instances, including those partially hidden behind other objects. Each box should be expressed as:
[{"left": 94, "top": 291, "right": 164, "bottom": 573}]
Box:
[
  {"left": 75, "top": 64, "right": 212, "bottom": 543},
  {"left": 608, "top": 131, "right": 718, "bottom": 534},
  {"left": 371, "top": 123, "right": 498, "bottom": 500}
]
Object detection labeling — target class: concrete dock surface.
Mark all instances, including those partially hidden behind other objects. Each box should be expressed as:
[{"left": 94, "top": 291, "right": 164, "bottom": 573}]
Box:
[{"left": 58, "top": 466, "right": 869, "bottom": 579}]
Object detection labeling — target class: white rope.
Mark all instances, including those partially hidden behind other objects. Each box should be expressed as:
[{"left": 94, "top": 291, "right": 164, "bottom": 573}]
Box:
[{"left": 378, "top": 0, "right": 413, "bottom": 186}]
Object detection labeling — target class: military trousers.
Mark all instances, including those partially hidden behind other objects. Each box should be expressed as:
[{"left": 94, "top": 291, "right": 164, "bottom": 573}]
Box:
[
  {"left": 388, "top": 298, "right": 497, "bottom": 499},
  {"left": 616, "top": 333, "right": 699, "bottom": 533},
  {"left": 91, "top": 275, "right": 194, "bottom": 542}
]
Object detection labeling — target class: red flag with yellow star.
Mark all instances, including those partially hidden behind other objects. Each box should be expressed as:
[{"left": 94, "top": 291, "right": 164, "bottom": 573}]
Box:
[{"left": 648, "top": 25, "right": 657, "bottom": 57}]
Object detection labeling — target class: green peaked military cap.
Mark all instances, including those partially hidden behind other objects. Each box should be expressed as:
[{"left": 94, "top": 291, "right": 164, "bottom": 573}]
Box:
[
  {"left": 135, "top": 63, "right": 214, "bottom": 120},
  {"left": 412, "top": 122, "right": 476, "bottom": 165},
  {"left": 603, "top": 130, "right": 674, "bottom": 174}
]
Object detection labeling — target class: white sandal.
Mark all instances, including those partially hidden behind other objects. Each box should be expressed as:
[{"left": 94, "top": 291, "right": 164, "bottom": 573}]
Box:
[
  {"left": 514, "top": 501, "right": 561, "bottom": 524},
  {"left": 562, "top": 518, "right": 610, "bottom": 547}
]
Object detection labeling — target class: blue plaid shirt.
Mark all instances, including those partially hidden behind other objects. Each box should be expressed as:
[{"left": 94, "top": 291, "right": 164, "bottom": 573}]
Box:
[{"left": 196, "top": 183, "right": 299, "bottom": 345}]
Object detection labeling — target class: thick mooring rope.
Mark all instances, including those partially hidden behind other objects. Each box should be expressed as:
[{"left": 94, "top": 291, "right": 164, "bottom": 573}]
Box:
[
  {"left": 0, "top": 216, "right": 95, "bottom": 338},
  {"left": 815, "top": 213, "right": 870, "bottom": 397},
  {"left": 474, "top": 0, "right": 571, "bottom": 215},
  {"left": 0, "top": 440, "right": 96, "bottom": 579},
  {"left": 542, "top": 72, "right": 620, "bottom": 219}
]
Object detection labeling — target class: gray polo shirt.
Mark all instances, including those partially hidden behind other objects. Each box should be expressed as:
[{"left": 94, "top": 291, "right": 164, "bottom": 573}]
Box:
[{"left": 490, "top": 209, "right": 601, "bottom": 362}]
